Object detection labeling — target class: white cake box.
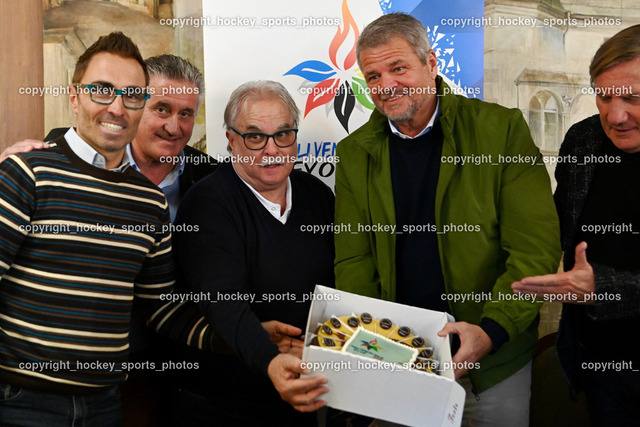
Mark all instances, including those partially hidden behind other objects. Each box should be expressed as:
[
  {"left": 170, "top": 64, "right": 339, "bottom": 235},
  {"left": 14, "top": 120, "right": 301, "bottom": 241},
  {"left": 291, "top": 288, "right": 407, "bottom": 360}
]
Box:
[{"left": 302, "top": 285, "right": 465, "bottom": 426}]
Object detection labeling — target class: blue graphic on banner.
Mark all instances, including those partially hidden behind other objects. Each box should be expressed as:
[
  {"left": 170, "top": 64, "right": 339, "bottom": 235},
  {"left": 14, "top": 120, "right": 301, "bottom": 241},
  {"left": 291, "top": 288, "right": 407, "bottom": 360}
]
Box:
[
  {"left": 382, "top": 0, "right": 484, "bottom": 99},
  {"left": 378, "top": 0, "right": 422, "bottom": 14}
]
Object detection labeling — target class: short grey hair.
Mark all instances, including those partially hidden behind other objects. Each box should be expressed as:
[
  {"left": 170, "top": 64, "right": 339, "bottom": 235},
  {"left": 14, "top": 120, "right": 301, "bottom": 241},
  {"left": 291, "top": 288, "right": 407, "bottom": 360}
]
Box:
[
  {"left": 223, "top": 80, "right": 300, "bottom": 129},
  {"left": 145, "top": 54, "right": 204, "bottom": 106},
  {"left": 356, "top": 12, "right": 432, "bottom": 66}
]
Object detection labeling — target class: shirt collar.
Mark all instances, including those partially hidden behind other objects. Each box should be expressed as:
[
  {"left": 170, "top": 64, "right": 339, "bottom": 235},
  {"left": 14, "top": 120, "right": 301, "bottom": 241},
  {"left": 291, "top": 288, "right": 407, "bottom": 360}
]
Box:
[
  {"left": 65, "top": 128, "right": 131, "bottom": 171},
  {"left": 126, "top": 144, "right": 185, "bottom": 189},
  {"left": 388, "top": 98, "right": 441, "bottom": 140},
  {"left": 232, "top": 163, "right": 292, "bottom": 224}
]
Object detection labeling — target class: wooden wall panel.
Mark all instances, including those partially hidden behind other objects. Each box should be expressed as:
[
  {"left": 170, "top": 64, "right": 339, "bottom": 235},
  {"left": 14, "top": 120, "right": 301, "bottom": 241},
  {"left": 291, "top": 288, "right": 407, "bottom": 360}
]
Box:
[{"left": 0, "top": 0, "right": 44, "bottom": 149}]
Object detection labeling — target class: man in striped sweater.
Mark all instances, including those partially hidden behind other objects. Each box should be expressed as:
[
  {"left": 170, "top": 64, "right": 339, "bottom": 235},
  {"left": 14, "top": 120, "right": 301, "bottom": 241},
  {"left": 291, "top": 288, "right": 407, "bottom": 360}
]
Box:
[{"left": 0, "top": 32, "right": 211, "bottom": 426}]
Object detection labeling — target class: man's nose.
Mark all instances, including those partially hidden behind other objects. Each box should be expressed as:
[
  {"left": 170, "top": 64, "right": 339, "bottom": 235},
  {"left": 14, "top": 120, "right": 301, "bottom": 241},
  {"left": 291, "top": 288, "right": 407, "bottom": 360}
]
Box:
[
  {"left": 262, "top": 135, "right": 280, "bottom": 155},
  {"left": 107, "top": 95, "right": 127, "bottom": 116},
  {"left": 380, "top": 73, "right": 398, "bottom": 90},
  {"left": 165, "top": 114, "right": 179, "bottom": 134},
  {"left": 607, "top": 97, "right": 629, "bottom": 126}
]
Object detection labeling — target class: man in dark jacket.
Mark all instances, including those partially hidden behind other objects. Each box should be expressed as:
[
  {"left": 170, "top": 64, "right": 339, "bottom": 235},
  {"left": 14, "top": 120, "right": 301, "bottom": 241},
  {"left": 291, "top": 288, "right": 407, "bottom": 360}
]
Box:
[
  {"left": 513, "top": 24, "right": 640, "bottom": 427},
  {"left": 126, "top": 54, "right": 217, "bottom": 221}
]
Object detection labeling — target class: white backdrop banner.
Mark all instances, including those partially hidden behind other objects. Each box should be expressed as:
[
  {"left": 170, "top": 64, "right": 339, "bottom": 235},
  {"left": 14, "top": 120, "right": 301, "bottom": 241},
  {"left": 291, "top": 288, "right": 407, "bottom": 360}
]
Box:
[{"left": 203, "top": 0, "right": 382, "bottom": 185}]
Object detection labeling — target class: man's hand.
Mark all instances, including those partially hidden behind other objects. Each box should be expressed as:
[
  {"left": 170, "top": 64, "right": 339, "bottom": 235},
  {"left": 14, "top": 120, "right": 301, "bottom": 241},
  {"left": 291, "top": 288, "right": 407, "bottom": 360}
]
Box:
[
  {"left": 267, "top": 353, "right": 328, "bottom": 412},
  {"left": 0, "top": 140, "right": 48, "bottom": 163},
  {"left": 262, "top": 320, "right": 304, "bottom": 357},
  {"left": 511, "top": 241, "right": 595, "bottom": 305},
  {"left": 438, "top": 322, "right": 492, "bottom": 379}
]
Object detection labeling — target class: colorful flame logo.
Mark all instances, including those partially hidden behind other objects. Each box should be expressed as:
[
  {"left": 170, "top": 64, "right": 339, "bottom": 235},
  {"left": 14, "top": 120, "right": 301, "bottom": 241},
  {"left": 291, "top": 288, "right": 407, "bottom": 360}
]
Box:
[
  {"left": 284, "top": 0, "right": 374, "bottom": 132},
  {"left": 361, "top": 339, "right": 381, "bottom": 352}
]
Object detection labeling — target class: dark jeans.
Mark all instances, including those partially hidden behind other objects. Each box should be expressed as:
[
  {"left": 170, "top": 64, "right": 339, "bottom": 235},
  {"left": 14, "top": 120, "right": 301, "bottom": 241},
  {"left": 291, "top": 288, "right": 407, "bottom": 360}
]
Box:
[
  {"left": 583, "top": 368, "right": 640, "bottom": 427},
  {"left": 0, "top": 383, "right": 122, "bottom": 427},
  {"left": 169, "top": 385, "right": 317, "bottom": 427}
]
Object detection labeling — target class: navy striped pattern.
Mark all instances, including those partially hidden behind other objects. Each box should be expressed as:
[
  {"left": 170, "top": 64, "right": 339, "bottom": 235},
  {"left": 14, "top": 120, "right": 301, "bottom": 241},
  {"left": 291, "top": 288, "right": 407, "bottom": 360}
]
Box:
[{"left": 0, "top": 139, "right": 212, "bottom": 389}]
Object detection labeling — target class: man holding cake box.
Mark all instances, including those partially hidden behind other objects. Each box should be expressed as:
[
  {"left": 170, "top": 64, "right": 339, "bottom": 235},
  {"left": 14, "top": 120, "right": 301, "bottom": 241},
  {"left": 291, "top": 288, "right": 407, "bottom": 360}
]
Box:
[{"left": 334, "top": 13, "right": 561, "bottom": 426}]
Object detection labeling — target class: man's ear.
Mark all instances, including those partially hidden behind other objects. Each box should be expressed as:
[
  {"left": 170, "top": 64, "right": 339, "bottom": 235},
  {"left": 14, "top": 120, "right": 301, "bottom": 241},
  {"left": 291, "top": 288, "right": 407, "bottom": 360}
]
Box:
[
  {"left": 69, "top": 85, "right": 79, "bottom": 114},
  {"left": 226, "top": 129, "right": 235, "bottom": 151},
  {"left": 426, "top": 50, "right": 438, "bottom": 79}
]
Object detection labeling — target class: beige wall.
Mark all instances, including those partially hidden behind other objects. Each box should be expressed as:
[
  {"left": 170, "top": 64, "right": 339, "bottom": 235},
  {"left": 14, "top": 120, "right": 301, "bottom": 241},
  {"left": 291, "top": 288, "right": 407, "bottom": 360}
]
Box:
[{"left": 485, "top": 0, "right": 640, "bottom": 157}]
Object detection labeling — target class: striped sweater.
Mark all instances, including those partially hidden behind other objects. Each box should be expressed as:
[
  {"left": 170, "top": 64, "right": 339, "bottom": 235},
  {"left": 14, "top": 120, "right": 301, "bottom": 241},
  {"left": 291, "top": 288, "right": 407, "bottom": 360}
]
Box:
[{"left": 0, "top": 136, "right": 212, "bottom": 392}]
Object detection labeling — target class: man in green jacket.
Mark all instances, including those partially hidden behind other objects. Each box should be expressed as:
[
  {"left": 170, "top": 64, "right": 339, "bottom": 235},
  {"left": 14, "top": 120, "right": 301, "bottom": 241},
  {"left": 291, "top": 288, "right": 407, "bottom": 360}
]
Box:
[{"left": 335, "top": 13, "right": 561, "bottom": 426}]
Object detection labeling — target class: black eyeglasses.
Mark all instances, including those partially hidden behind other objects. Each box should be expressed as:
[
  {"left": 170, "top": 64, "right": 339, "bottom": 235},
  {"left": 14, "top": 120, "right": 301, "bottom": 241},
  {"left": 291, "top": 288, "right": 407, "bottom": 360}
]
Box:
[
  {"left": 230, "top": 127, "right": 298, "bottom": 150},
  {"left": 75, "top": 84, "right": 150, "bottom": 110}
]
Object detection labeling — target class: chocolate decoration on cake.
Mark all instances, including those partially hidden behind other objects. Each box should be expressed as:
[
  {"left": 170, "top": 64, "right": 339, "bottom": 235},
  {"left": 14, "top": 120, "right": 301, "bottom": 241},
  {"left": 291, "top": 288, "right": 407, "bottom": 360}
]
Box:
[
  {"left": 322, "top": 325, "right": 333, "bottom": 335},
  {"left": 412, "top": 337, "right": 425, "bottom": 347},
  {"left": 360, "top": 312, "right": 372, "bottom": 324},
  {"left": 330, "top": 318, "right": 341, "bottom": 329},
  {"left": 347, "top": 317, "right": 360, "bottom": 328},
  {"left": 419, "top": 348, "right": 433, "bottom": 358},
  {"left": 323, "top": 338, "right": 336, "bottom": 347},
  {"left": 398, "top": 326, "right": 411, "bottom": 337},
  {"left": 380, "top": 318, "right": 393, "bottom": 329}
]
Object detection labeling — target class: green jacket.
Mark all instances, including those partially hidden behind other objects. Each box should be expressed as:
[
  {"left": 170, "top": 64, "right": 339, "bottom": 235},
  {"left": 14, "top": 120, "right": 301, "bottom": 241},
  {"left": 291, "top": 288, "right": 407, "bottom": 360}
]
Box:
[{"left": 334, "top": 77, "right": 561, "bottom": 392}]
